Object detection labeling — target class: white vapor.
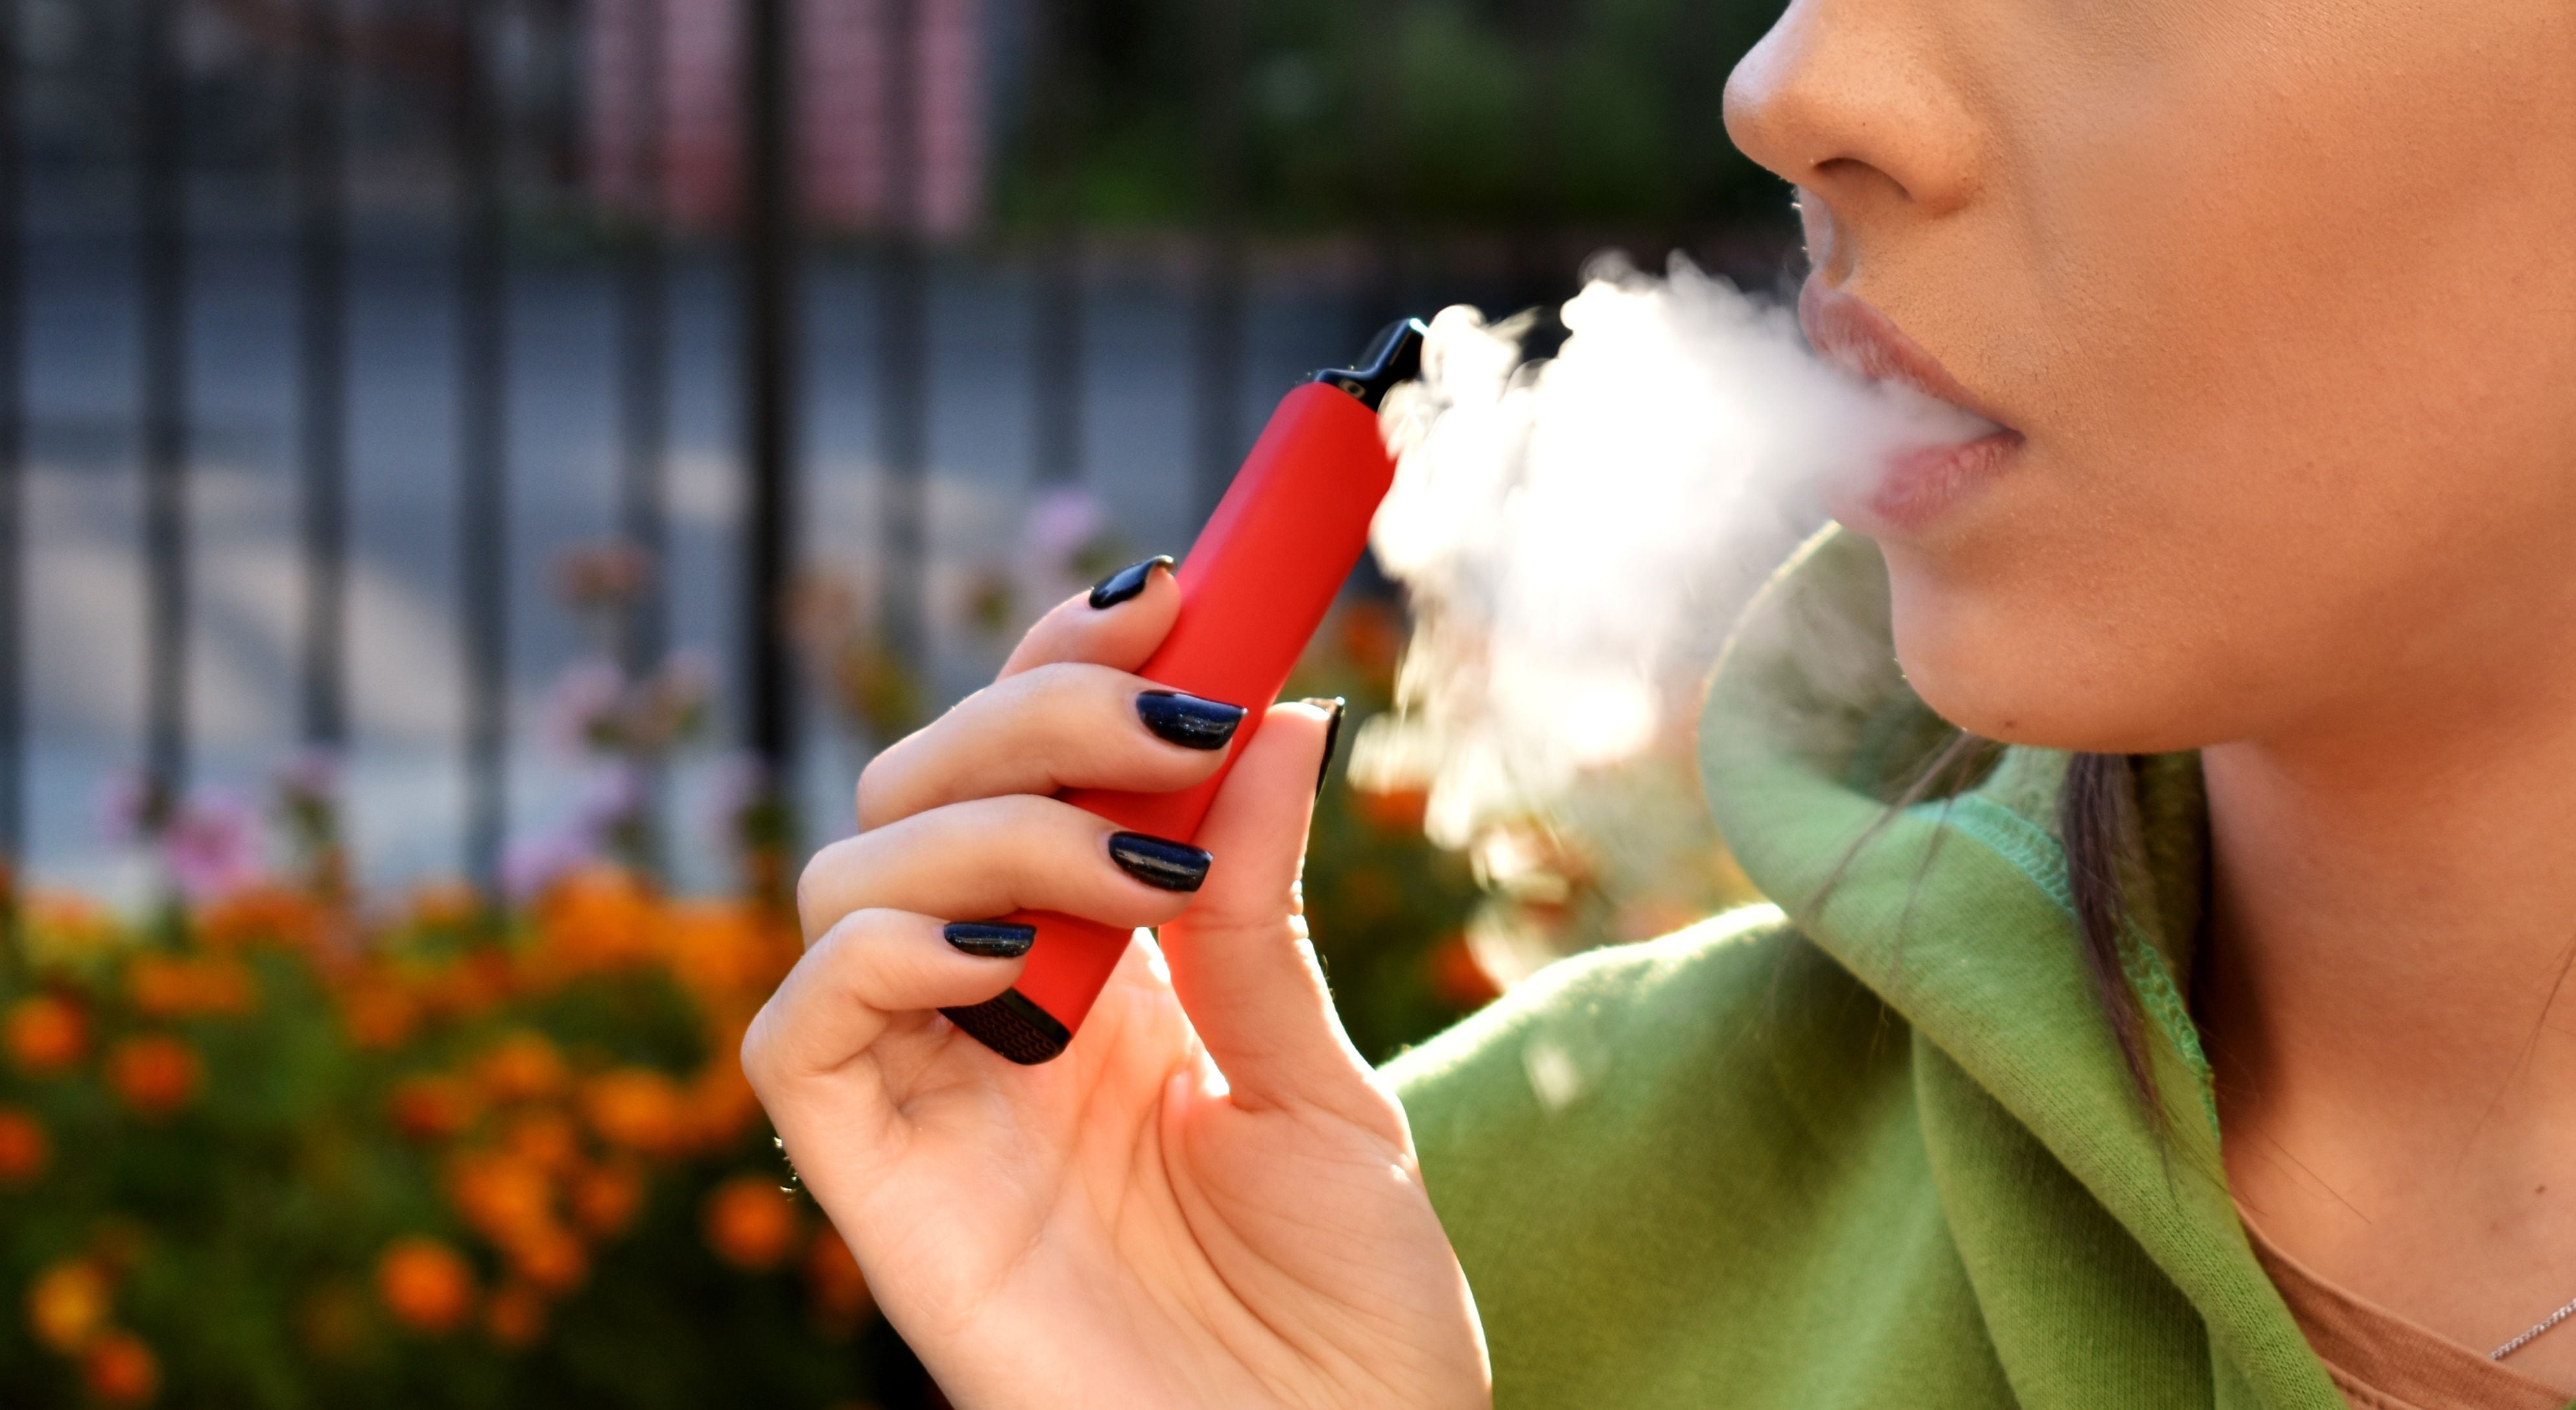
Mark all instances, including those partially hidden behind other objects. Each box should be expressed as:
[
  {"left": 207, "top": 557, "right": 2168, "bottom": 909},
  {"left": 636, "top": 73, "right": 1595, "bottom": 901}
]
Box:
[{"left": 1358, "top": 256, "right": 1991, "bottom": 857}]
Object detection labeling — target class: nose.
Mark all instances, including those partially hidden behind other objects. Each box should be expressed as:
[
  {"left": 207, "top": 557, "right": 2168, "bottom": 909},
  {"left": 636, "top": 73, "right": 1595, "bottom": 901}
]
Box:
[{"left": 1723, "top": 1, "right": 1982, "bottom": 225}]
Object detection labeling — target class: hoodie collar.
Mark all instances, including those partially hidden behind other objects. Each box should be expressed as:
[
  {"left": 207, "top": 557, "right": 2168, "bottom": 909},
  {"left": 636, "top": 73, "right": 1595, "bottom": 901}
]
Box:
[{"left": 1697, "top": 527, "right": 2328, "bottom": 1405}]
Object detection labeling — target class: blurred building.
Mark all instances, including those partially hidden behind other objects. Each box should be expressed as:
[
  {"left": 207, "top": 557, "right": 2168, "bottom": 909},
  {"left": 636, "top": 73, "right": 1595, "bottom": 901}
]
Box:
[{"left": 585, "top": 0, "right": 987, "bottom": 235}]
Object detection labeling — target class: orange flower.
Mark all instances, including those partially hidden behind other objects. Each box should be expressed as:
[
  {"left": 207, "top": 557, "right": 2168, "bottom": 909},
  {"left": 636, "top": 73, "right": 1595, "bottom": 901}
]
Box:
[
  {"left": 582, "top": 1068, "right": 689, "bottom": 1156},
  {"left": 1353, "top": 785, "right": 1430, "bottom": 833},
  {"left": 420, "top": 952, "right": 514, "bottom": 1020},
  {"left": 501, "top": 1225, "right": 587, "bottom": 1294},
  {"left": 406, "top": 879, "right": 484, "bottom": 931},
  {"left": 0, "top": 1107, "right": 49, "bottom": 1184},
  {"left": 27, "top": 1259, "right": 110, "bottom": 1352},
  {"left": 702, "top": 1175, "right": 800, "bottom": 1271},
  {"left": 388, "top": 1075, "right": 480, "bottom": 1143},
  {"left": 126, "top": 954, "right": 256, "bottom": 1020},
  {"left": 375, "top": 1237, "right": 475, "bottom": 1334},
  {"left": 502, "top": 1111, "right": 582, "bottom": 1177},
  {"left": 685, "top": 1060, "right": 761, "bottom": 1149},
  {"left": 473, "top": 1031, "right": 567, "bottom": 1104},
  {"left": 535, "top": 870, "right": 661, "bottom": 977},
  {"left": 569, "top": 1162, "right": 644, "bottom": 1238},
  {"left": 1337, "top": 599, "right": 1407, "bottom": 681},
  {"left": 80, "top": 1329, "right": 158, "bottom": 1405},
  {"left": 106, "top": 1036, "right": 202, "bottom": 1119},
  {"left": 483, "top": 1282, "right": 547, "bottom": 1348},
  {"left": 446, "top": 1150, "right": 554, "bottom": 1244},
  {"left": 662, "top": 902, "right": 798, "bottom": 1000},
  {"left": 6, "top": 994, "right": 87, "bottom": 1075},
  {"left": 193, "top": 887, "right": 335, "bottom": 953},
  {"left": 1427, "top": 935, "right": 1504, "bottom": 1007},
  {"left": 804, "top": 1228, "right": 873, "bottom": 1329},
  {"left": 337, "top": 979, "right": 417, "bottom": 1051}
]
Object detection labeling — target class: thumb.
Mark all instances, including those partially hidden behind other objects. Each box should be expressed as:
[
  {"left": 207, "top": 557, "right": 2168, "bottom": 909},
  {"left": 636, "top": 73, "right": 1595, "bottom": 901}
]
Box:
[{"left": 1157, "top": 699, "right": 1380, "bottom": 1117}]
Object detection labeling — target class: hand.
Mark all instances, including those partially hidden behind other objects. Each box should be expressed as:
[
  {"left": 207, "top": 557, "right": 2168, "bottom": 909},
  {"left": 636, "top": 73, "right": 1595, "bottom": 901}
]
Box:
[{"left": 742, "top": 560, "right": 1491, "bottom": 1410}]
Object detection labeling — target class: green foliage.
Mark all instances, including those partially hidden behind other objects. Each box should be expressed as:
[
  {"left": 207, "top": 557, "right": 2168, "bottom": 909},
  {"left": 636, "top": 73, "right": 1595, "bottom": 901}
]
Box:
[
  {"left": 997, "top": 0, "right": 1789, "bottom": 233},
  {"left": 0, "top": 882, "right": 875, "bottom": 1408}
]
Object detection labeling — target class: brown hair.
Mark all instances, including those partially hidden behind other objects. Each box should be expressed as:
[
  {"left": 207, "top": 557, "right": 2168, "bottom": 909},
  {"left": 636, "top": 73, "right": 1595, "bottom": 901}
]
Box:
[{"left": 2059, "top": 752, "right": 2163, "bottom": 1125}]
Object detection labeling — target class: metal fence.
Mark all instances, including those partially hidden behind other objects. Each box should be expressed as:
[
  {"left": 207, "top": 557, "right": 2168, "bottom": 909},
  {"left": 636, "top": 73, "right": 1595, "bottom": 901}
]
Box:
[{"left": 0, "top": 0, "right": 1788, "bottom": 896}]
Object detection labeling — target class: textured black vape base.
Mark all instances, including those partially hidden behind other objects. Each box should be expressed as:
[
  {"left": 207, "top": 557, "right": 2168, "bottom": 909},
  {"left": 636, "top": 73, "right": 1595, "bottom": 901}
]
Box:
[{"left": 942, "top": 988, "right": 1072, "bottom": 1065}]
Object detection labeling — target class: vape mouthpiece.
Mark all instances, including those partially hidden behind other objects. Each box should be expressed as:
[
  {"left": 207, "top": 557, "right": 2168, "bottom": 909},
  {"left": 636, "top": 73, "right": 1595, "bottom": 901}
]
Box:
[{"left": 1310, "top": 318, "right": 1430, "bottom": 411}]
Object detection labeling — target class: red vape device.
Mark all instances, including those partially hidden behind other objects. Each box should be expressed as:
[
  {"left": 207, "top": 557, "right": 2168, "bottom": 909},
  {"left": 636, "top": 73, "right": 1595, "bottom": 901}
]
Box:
[{"left": 941, "top": 318, "right": 1428, "bottom": 1064}]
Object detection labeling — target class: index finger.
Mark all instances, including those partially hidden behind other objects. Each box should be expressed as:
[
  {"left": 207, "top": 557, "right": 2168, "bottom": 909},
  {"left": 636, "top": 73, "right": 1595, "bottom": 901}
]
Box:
[{"left": 999, "top": 556, "right": 1180, "bottom": 679}]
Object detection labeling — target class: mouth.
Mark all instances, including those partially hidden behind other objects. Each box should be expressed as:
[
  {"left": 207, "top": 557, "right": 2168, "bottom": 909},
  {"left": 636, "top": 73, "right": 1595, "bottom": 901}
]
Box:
[{"left": 1799, "top": 282, "right": 2024, "bottom": 533}]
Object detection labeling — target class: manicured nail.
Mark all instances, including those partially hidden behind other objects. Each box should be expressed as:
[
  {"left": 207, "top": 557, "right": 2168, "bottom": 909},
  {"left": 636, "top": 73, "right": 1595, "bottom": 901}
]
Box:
[
  {"left": 1136, "top": 690, "right": 1245, "bottom": 751},
  {"left": 1107, "top": 832, "right": 1212, "bottom": 892},
  {"left": 1303, "top": 697, "right": 1347, "bottom": 798},
  {"left": 943, "top": 922, "right": 1038, "bottom": 959},
  {"left": 1089, "top": 556, "right": 1176, "bottom": 610}
]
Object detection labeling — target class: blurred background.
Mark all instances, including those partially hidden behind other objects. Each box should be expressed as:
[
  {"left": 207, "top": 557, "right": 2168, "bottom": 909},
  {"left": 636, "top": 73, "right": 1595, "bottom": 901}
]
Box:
[{"left": 0, "top": 0, "right": 1796, "bottom": 1404}]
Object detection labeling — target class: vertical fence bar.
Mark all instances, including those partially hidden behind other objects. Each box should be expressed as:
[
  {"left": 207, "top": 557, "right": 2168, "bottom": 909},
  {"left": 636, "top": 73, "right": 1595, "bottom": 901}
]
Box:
[
  {"left": 1347, "top": 0, "right": 1408, "bottom": 338},
  {"left": 617, "top": 0, "right": 668, "bottom": 676},
  {"left": 456, "top": 0, "right": 510, "bottom": 887},
  {"left": 536, "top": 0, "right": 585, "bottom": 193},
  {"left": 874, "top": 0, "right": 927, "bottom": 669},
  {"left": 0, "top": 0, "right": 21, "bottom": 863},
  {"left": 740, "top": 0, "right": 796, "bottom": 771},
  {"left": 1026, "top": 0, "right": 1083, "bottom": 488},
  {"left": 1505, "top": 0, "right": 1569, "bottom": 323},
  {"left": 296, "top": 0, "right": 350, "bottom": 750},
  {"left": 1660, "top": 0, "right": 1723, "bottom": 270},
  {"left": 1188, "top": 0, "right": 1245, "bottom": 521},
  {"left": 137, "top": 0, "right": 191, "bottom": 813}
]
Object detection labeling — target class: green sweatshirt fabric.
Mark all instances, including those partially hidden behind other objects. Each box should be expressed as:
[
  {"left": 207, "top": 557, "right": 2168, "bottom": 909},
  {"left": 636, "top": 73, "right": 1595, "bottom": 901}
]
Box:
[{"left": 1384, "top": 529, "right": 2365, "bottom": 1409}]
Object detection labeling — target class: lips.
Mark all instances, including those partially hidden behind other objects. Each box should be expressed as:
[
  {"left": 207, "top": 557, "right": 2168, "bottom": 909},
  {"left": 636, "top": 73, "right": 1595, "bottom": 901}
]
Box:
[{"left": 1800, "top": 283, "right": 2024, "bottom": 532}]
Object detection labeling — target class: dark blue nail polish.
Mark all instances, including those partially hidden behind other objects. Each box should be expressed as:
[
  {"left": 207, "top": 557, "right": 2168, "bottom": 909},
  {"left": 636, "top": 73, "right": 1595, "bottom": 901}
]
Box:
[
  {"left": 1107, "top": 832, "right": 1212, "bottom": 893},
  {"left": 944, "top": 922, "right": 1038, "bottom": 959},
  {"left": 1089, "top": 556, "right": 1176, "bottom": 610},
  {"left": 1304, "top": 697, "right": 1347, "bottom": 797},
  {"left": 1136, "top": 690, "right": 1246, "bottom": 751}
]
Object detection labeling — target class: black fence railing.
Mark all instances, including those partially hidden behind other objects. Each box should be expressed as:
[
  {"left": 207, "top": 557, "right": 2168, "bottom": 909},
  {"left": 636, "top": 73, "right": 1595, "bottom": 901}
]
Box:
[{"left": 0, "top": 0, "right": 1791, "bottom": 895}]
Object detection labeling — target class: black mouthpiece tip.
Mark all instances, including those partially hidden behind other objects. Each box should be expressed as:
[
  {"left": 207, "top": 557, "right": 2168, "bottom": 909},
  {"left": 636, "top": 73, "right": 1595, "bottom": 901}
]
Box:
[{"left": 1308, "top": 317, "right": 1430, "bottom": 412}]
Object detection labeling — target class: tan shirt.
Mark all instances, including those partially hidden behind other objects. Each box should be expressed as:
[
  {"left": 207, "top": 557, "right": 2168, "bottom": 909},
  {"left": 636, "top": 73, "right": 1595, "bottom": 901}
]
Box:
[{"left": 2243, "top": 1217, "right": 2571, "bottom": 1410}]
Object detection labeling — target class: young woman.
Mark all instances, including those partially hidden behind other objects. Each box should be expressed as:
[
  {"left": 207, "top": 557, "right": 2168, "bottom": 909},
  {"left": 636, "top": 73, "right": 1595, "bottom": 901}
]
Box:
[{"left": 742, "top": 1, "right": 2576, "bottom": 1404}]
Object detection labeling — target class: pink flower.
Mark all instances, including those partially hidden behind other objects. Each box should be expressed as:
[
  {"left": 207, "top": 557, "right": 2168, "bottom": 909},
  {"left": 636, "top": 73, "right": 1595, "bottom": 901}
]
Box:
[
  {"left": 653, "top": 649, "right": 714, "bottom": 709},
  {"left": 574, "top": 765, "right": 648, "bottom": 837},
  {"left": 501, "top": 827, "right": 598, "bottom": 903},
  {"left": 633, "top": 651, "right": 715, "bottom": 754},
  {"left": 541, "top": 659, "right": 627, "bottom": 754},
  {"left": 1022, "top": 486, "right": 1106, "bottom": 571},
  {"left": 163, "top": 793, "right": 263, "bottom": 903},
  {"left": 98, "top": 773, "right": 154, "bottom": 845},
  {"left": 702, "top": 752, "right": 778, "bottom": 842},
  {"left": 274, "top": 748, "right": 340, "bottom": 810}
]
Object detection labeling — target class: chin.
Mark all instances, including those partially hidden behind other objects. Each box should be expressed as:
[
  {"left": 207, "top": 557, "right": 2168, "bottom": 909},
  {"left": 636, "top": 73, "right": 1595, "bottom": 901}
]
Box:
[{"left": 1885, "top": 572, "right": 2186, "bottom": 757}]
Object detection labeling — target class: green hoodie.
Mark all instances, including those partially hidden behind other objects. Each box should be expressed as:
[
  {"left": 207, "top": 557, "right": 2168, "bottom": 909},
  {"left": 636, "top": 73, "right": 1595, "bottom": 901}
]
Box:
[{"left": 1384, "top": 529, "right": 2373, "bottom": 1409}]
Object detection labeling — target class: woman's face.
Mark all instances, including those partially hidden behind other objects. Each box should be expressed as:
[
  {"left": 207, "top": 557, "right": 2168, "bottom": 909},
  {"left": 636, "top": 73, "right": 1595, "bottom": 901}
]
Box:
[{"left": 1724, "top": 1, "right": 2576, "bottom": 756}]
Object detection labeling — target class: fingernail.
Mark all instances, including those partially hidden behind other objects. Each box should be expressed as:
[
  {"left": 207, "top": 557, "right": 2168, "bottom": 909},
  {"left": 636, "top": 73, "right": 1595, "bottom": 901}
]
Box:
[
  {"left": 944, "top": 921, "right": 1037, "bottom": 959},
  {"left": 1303, "top": 697, "right": 1347, "bottom": 798},
  {"left": 1107, "top": 832, "right": 1212, "bottom": 892},
  {"left": 1136, "top": 690, "right": 1245, "bottom": 751},
  {"left": 1089, "top": 556, "right": 1176, "bottom": 610}
]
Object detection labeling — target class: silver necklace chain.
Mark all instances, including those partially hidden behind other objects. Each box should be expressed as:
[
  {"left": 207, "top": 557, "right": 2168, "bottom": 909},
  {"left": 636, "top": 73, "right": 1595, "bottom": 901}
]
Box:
[{"left": 2491, "top": 1293, "right": 2576, "bottom": 1362}]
